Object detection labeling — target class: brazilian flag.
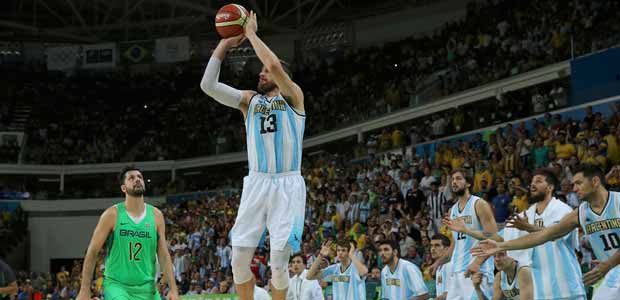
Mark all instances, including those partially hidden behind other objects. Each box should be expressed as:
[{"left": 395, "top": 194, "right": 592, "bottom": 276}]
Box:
[{"left": 119, "top": 40, "right": 154, "bottom": 64}]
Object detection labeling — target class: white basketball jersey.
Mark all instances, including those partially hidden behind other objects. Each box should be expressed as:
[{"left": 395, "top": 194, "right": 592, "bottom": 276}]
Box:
[
  {"left": 526, "top": 198, "right": 584, "bottom": 299},
  {"left": 578, "top": 191, "right": 620, "bottom": 289},
  {"left": 500, "top": 264, "right": 522, "bottom": 300},
  {"left": 245, "top": 94, "right": 305, "bottom": 174},
  {"left": 449, "top": 195, "right": 494, "bottom": 275}
]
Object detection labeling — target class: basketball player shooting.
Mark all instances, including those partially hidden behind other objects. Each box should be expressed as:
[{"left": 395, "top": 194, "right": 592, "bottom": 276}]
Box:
[{"left": 200, "top": 11, "right": 306, "bottom": 300}]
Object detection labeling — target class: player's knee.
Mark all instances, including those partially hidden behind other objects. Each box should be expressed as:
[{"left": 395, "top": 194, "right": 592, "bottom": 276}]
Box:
[
  {"left": 271, "top": 266, "right": 289, "bottom": 290},
  {"left": 231, "top": 246, "right": 254, "bottom": 284},
  {"left": 270, "top": 245, "right": 291, "bottom": 290}
]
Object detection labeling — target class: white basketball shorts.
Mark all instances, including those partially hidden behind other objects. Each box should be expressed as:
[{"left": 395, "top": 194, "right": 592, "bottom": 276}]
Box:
[{"left": 231, "top": 170, "right": 306, "bottom": 252}]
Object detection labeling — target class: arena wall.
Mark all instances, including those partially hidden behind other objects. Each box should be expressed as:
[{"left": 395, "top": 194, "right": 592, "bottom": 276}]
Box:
[{"left": 24, "top": 197, "right": 165, "bottom": 272}]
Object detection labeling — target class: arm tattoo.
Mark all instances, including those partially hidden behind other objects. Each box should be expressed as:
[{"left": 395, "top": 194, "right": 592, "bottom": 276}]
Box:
[{"left": 482, "top": 231, "right": 493, "bottom": 238}]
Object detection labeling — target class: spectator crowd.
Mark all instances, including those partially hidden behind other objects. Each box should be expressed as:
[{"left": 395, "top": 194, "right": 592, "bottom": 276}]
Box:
[
  {"left": 6, "top": 100, "right": 620, "bottom": 299},
  {"left": 3, "top": 0, "right": 620, "bottom": 299},
  {"left": 0, "top": 0, "right": 618, "bottom": 165}
]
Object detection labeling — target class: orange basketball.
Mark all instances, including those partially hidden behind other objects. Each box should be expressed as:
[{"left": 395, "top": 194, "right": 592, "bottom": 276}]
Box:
[{"left": 215, "top": 4, "right": 249, "bottom": 38}]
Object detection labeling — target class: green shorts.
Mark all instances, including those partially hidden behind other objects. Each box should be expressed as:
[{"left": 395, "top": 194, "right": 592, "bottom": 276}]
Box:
[{"left": 103, "top": 278, "right": 160, "bottom": 300}]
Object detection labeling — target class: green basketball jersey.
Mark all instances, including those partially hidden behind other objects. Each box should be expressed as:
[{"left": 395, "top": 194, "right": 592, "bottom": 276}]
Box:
[{"left": 104, "top": 203, "right": 158, "bottom": 286}]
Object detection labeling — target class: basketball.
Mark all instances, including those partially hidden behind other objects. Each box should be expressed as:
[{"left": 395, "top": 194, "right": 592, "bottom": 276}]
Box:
[{"left": 215, "top": 4, "right": 249, "bottom": 38}]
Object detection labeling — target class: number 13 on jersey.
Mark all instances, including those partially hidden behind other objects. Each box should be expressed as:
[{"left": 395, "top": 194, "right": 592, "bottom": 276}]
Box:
[{"left": 260, "top": 114, "right": 277, "bottom": 134}]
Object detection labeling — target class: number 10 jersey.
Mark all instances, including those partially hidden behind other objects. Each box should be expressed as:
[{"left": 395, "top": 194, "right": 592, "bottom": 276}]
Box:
[
  {"left": 579, "top": 191, "right": 620, "bottom": 289},
  {"left": 246, "top": 93, "right": 305, "bottom": 174}
]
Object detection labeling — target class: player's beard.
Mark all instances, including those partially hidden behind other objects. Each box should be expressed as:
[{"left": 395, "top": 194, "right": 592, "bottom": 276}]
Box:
[
  {"left": 382, "top": 254, "right": 394, "bottom": 265},
  {"left": 127, "top": 185, "right": 145, "bottom": 197},
  {"left": 258, "top": 81, "right": 277, "bottom": 94},
  {"left": 529, "top": 190, "right": 545, "bottom": 203},
  {"left": 453, "top": 186, "right": 467, "bottom": 197}
]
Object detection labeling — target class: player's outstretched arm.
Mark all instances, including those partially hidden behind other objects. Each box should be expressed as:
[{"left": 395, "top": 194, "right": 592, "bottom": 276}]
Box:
[
  {"left": 517, "top": 266, "right": 534, "bottom": 300},
  {"left": 506, "top": 211, "right": 542, "bottom": 233},
  {"left": 472, "top": 210, "right": 579, "bottom": 256},
  {"left": 76, "top": 207, "right": 116, "bottom": 300},
  {"left": 200, "top": 36, "right": 255, "bottom": 116},
  {"left": 442, "top": 217, "right": 504, "bottom": 242},
  {"left": 243, "top": 11, "right": 304, "bottom": 112},
  {"left": 154, "top": 208, "right": 179, "bottom": 300},
  {"left": 306, "top": 241, "right": 332, "bottom": 280}
]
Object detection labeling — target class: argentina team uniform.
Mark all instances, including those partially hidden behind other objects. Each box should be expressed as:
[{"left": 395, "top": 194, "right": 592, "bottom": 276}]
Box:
[
  {"left": 500, "top": 228, "right": 532, "bottom": 267},
  {"left": 322, "top": 263, "right": 366, "bottom": 300},
  {"left": 436, "top": 262, "right": 451, "bottom": 299},
  {"left": 380, "top": 259, "right": 428, "bottom": 300},
  {"left": 231, "top": 93, "right": 306, "bottom": 252},
  {"left": 579, "top": 191, "right": 620, "bottom": 300},
  {"left": 525, "top": 198, "right": 585, "bottom": 300},
  {"left": 447, "top": 195, "right": 494, "bottom": 300},
  {"left": 500, "top": 264, "right": 523, "bottom": 300},
  {"left": 246, "top": 94, "right": 304, "bottom": 173}
]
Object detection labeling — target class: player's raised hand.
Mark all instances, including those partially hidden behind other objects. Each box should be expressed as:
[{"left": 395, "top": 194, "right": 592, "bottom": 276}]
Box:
[
  {"left": 471, "top": 239, "right": 501, "bottom": 257},
  {"left": 583, "top": 259, "right": 612, "bottom": 286},
  {"left": 506, "top": 212, "right": 537, "bottom": 232},
  {"left": 222, "top": 34, "right": 246, "bottom": 48},
  {"left": 320, "top": 241, "right": 332, "bottom": 257},
  {"left": 244, "top": 11, "right": 258, "bottom": 34},
  {"left": 348, "top": 241, "right": 356, "bottom": 257},
  {"left": 443, "top": 216, "right": 467, "bottom": 233}
]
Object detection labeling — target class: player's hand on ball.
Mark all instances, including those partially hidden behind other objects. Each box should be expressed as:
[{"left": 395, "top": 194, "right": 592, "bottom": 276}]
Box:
[
  {"left": 583, "top": 259, "right": 612, "bottom": 286},
  {"left": 320, "top": 241, "right": 332, "bottom": 257},
  {"left": 471, "top": 239, "right": 501, "bottom": 257},
  {"left": 222, "top": 34, "right": 246, "bottom": 48},
  {"left": 244, "top": 11, "right": 258, "bottom": 34}
]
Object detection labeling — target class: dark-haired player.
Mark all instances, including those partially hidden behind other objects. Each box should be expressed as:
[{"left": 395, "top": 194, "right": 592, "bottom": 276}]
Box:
[
  {"left": 306, "top": 240, "right": 368, "bottom": 300},
  {"left": 377, "top": 240, "right": 428, "bottom": 300},
  {"left": 440, "top": 169, "right": 500, "bottom": 300},
  {"left": 200, "top": 11, "right": 305, "bottom": 300},
  {"left": 473, "top": 165, "right": 620, "bottom": 300},
  {"left": 77, "top": 166, "right": 179, "bottom": 300}
]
